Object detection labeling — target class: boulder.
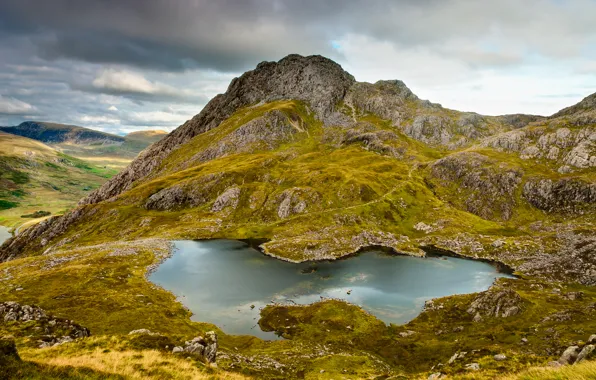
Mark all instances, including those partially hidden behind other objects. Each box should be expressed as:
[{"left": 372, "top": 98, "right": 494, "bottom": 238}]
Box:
[
  {"left": 558, "top": 346, "right": 579, "bottom": 365},
  {"left": 575, "top": 345, "right": 595, "bottom": 364},
  {"left": 181, "top": 331, "right": 218, "bottom": 364}
]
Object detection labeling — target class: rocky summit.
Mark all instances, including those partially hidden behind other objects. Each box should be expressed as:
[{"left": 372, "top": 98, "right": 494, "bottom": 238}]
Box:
[{"left": 0, "top": 54, "right": 595, "bottom": 379}]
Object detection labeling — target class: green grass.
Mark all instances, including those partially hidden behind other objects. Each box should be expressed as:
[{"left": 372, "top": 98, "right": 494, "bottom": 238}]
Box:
[{"left": 0, "top": 133, "right": 118, "bottom": 228}]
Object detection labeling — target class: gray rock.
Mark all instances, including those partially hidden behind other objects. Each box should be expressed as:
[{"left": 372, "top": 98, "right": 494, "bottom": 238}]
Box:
[
  {"left": 211, "top": 186, "right": 241, "bottom": 212},
  {"left": 128, "top": 329, "right": 158, "bottom": 336},
  {"left": 172, "top": 346, "right": 183, "bottom": 353},
  {"left": 428, "top": 373, "right": 443, "bottom": 380},
  {"left": 181, "top": 331, "right": 218, "bottom": 364},
  {"left": 494, "top": 354, "right": 507, "bottom": 361},
  {"left": 522, "top": 178, "right": 596, "bottom": 214},
  {"left": 575, "top": 344, "right": 595, "bottom": 364},
  {"left": 467, "top": 287, "right": 524, "bottom": 318},
  {"left": 465, "top": 363, "right": 480, "bottom": 371},
  {"left": 558, "top": 346, "right": 579, "bottom": 365},
  {"left": 588, "top": 334, "right": 596, "bottom": 344}
]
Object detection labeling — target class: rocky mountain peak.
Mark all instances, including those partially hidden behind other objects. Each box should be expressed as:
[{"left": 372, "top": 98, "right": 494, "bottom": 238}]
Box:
[
  {"left": 225, "top": 54, "right": 355, "bottom": 118},
  {"left": 80, "top": 54, "right": 356, "bottom": 205}
]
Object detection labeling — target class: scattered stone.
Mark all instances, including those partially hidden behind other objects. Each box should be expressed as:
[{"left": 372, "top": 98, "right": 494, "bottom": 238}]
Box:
[
  {"left": 562, "top": 291, "right": 584, "bottom": 301},
  {"left": 448, "top": 351, "right": 466, "bottom": 364},
  {"left": 128, "top": 329, "right": 160, "bottom": 336},
  {"left": 452, "top": 326, "right": 464, "bottom": 333},
  {"left": 414, "top": 222, "right": 435, "bottom": 233},
  {"left": 465, "top": 363, "right": 480, "bottom": 371},
  {"left": 491, "top": 239, "right": 505, "bottom": 248},
  {"left": 521, "top": 338, "right": 528, "bottom": 344},
  {"left": 0, "top": 301, "right": 89, "bottom": 347},
  {"left": 172, "top": 346, "right": 183, "bottom": 354},
  {"left": 494, "top": 354, "right": 507, "bottom": 361},
  {"left": 588, "top": 334, "right": 596, "bottom": 344},
  {"left": 399, "top": 330, "right": 416, "bottom": 338},
  {"left": 428, "top": 373, "right": 443, "bottom": 380}
]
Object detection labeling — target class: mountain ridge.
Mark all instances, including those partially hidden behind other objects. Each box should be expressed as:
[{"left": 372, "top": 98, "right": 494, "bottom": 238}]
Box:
[{"left": 1, "top": 54, "right": 594, "bottom": 275}]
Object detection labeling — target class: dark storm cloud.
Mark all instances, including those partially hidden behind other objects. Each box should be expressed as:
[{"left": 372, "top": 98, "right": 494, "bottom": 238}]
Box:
[
  {"left": 1, "top": 0, "right": 594, "bottom": 73},
  {"left": 0, "top": 0, "right": 595, "bottom": 127}
]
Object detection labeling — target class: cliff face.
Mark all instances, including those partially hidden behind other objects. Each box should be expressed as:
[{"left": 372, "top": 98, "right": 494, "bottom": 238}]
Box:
[{"left": 1, "top": 54, "right": 594, "bottom": 271}]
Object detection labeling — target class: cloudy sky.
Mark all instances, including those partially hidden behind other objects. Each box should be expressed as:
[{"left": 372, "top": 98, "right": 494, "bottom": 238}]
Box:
[{"left": 1, "top": 0, "right": 595, "bottom": 134}]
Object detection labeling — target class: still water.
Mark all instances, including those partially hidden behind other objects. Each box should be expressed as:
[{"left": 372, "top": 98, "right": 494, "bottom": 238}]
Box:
[
  {"left": 0, "top": 226, "right": 10, "bottom": 245},
  {"left": 150, "top": 240, "right": 512, "bottom": 339}
]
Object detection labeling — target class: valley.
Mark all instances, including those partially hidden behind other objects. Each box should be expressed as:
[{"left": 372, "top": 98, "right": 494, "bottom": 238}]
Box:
[{"left": 0, "top": 54, "right": 595, "bottom": 379}]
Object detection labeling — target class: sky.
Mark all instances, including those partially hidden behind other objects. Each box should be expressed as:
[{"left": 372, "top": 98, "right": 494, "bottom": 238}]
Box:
[{"left": 0, "top": 0, "right": 595, "bottom": 135}]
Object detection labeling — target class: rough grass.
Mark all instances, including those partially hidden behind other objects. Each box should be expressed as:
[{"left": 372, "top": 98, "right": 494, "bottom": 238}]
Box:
[{"left": 0, "top": 132, "right": 117, "bottom": 228}]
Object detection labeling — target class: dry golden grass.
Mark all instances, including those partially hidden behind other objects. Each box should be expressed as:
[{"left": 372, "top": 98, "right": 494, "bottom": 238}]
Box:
[
  {"left": 23, "top": 347, "right": 250, "bottom": 380},
  {"left": 498, "top": 360, "right": 596, "bottom": 380}
]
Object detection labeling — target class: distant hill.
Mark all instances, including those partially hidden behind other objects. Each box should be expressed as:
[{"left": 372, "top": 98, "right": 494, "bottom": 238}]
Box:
[
  {"left": 0, "top": 121, "right": 125, "bottom": 145},
  {"left": 0, "top": 122, "right": 167, "bottom": 170},
  {"left": 125, "top": 130, "right": 168, "bottom": 144},
  {"left": 0, "top": 131, "right": 116, "bottom": 228}
]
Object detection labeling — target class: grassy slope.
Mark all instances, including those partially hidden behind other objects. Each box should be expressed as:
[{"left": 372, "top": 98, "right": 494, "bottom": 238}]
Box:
[
  {"left": 1, "top": 102, "right": 594, "bottom": 378},
  {"left": 0, "top": 132, "right": 117, "bottom": 228},
  {"left": 22, "top": 100, "right": 591, "bottom": 264},
  {"left": 1, "top": 238, "right": 595, "bottom": 379}
]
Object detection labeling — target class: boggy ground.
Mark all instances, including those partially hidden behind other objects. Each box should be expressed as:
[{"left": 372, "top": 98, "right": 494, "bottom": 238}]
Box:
[{"left": 1, "top": 238, "right": 596, "bottom": 379}]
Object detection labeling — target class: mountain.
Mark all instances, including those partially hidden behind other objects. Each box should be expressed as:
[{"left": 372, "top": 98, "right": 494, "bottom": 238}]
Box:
[
  {"left": 125, "top": 130, "right": 169, "bottom": 144},
  {"left": 0, "top": 121, "right": 125, "bottom": 145},
  {"left": 0, "top": 122, "right": 168, "bottom": 170},
  {"left": 4, "top": 54, "right": 592, "bottom": 265},
  {"left": 0, "top": 132, "right": 117, "bottom": 228},
  {"left": 0, "top": 55, "right": 595, "bottom": 378}
]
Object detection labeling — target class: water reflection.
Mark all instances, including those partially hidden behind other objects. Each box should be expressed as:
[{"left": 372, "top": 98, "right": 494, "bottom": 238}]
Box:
[{"left": 149, "top": 240, "right": 512, "bottom": 339}]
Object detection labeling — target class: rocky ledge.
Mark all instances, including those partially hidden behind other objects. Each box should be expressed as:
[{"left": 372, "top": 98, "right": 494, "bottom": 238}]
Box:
[{"left": 0, "top": 301, "right": 90, "bottom": 348}]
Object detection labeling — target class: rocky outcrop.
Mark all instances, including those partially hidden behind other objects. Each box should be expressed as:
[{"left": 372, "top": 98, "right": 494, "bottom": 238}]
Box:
[
  {"left": 518, "top": 231, "right": 596, "bottom": 285},
  {"left": 340, "top": 124, "right": 405, "bottom": 158},
  {"left": 211, "top": 186, "right": 241, "bottom": 212},
  {"left": 81, "top": 54, "right": 355, "bottom": 207},
  {"left": 496, "top": 114, "right": 545, "bottom": 129},
  {"left": 276, "top": 187, "right": 320, "bottom": 219},
  {"left": 481, "top": 125, "right": 596, "bottom": 170},
  {"left": 172, "top": 331, "right": 218, "bottom": 364},
  {"left": 467, "top": 287, "right": 524, "bottom": 321},
  {"left": 344, "top": 80, "right": 425, "bottom": 125},
  {"left": 522, "top": 178, "right": 596, "bottom": 214},
  {"left": 429, "top": 152, "right": 522, "bottom": 220},
  {"left": 188, "top": 110, "right": 299, "bottom": 166},
  {"left": 0, "top": 301, "right": 90, "bottom": 347},
  {"left": 0, "top": 206, "right": 92, "bottom": 262},
  {"left": 144, "top": 173, "right": 228, "bottom": 211}
]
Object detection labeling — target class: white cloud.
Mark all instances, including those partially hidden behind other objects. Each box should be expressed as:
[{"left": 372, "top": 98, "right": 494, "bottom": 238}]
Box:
[
  {"left": 108, "top": 105, "right": 118, "bottom": 111},
  {"left": 92, "top": 68, "right": 178, "bottom": 96},
  {"left": 122, "top": 110, "right": 191, "bottom": 126},
  {"left": 79, "top": 115, "right": 120, "bottom": 125},
  {"left": 336, "top": 34, "right": 596, "bottom": 116},
  {"left": 0, "top": 95, "right": 35, "bottom": 114}
]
